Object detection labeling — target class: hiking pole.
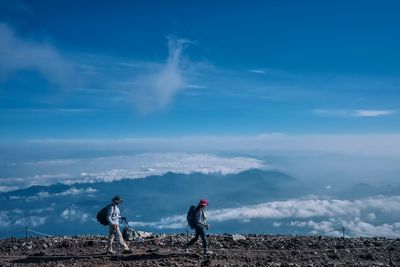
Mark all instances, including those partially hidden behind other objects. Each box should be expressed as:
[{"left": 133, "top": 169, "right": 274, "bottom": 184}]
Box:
[
  {"left": 186, "top": 226, "right": 190, "bottom": 244},
  {"left": 123, "top": 218, "right": 141, "bottom": 239}
]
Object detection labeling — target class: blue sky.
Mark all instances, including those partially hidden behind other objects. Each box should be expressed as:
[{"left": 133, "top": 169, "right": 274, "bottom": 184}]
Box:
[
  {"left": 0, "top": 0, "right": 399, "bottom": 141},
  {"left": 2, "top": 2, "right": 400, "bottom": 238}
]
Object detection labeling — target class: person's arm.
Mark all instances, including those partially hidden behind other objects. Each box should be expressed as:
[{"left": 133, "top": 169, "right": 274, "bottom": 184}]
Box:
[{"left": 202, "top": 210, "right": 209, "bottom": 229}]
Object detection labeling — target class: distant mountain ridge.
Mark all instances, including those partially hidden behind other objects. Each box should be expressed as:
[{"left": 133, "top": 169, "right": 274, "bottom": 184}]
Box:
[
  {"left": 0, "top": 169, "right": 301, "bottom": 237},
  {"left": 1, "top": 168, "right": 400, "bottom": 238}
]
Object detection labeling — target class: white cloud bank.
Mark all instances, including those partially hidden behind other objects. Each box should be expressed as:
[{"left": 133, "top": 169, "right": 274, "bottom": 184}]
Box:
[
  {"left": 130, "top": 195, "right": 400, "bottom": 238},
  {"left": 0, "top": 23, "right": 73, "bottom": 86},
  {"left": 29, "top": 133, "right": 400, "bottom": 157},
  {"left": 0, "top": 153, "right": 265, "bottom": 192},
  {"left": 9, "top": 187, "right": 98, "bottom": 201},
  {"left": 207, "top": 196, "right": 400, "bottom": 223}
]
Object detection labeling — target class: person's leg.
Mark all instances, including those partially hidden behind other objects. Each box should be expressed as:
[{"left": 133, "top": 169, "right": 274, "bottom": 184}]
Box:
[
  {"left": 186, "top": 228, "right": 200, "bottom": 247},
  {"left": 198, "top": 227, "right": 208, "bottom": 251},
  {"left": 116, "top": 227, "right": 130, "bottom": 250},
  {"left": 106, "top": 225, "right": 115, "bottom": 252}
]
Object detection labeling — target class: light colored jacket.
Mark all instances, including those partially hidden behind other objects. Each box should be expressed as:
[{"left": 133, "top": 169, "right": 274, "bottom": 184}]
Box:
[
  {"left": 195, "top": 206, "right": 207, "bottom": 228},
  {"left": 107, "top": 204, "right": 121, "bottom": 225}
]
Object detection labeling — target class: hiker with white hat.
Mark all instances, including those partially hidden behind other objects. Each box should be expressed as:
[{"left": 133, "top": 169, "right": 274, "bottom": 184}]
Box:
[{"left": 106, "top": 195, "right": 132, "bottom": 254}]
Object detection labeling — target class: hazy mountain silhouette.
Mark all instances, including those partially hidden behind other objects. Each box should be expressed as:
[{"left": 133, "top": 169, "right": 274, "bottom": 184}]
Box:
[
  {"left": 2, "top": 169, "right": 397, "bottom": 238},
  {"left": 0, "top": 169, "right": 302, "bottom": 236}
]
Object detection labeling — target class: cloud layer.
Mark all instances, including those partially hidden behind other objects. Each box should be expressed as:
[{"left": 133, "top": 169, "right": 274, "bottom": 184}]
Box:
[
  {"left": 28, "top": 133, "right": 400, "bottom": 157},
  {"left": 9, "top": 187, "right": 97, "bottom": 201},
  {"left": 0, "top": 153, "right": 265, "bottom": 191},
  {"left": 129, "top": 195, "right": 400, "bottom": 238}
]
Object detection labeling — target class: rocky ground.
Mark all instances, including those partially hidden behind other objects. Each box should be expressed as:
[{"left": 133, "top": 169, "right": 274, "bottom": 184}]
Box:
[{"left": 0, "top": 234, "right": 399, "bottom": 266}]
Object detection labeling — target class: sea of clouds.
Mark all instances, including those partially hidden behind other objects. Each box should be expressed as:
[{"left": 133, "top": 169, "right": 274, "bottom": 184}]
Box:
[
  {"left": 129, "top": 195, "right": 400, "bottom": 238},
  {"left": 0, "top": 153, "right": 265, "bottom": 192}
]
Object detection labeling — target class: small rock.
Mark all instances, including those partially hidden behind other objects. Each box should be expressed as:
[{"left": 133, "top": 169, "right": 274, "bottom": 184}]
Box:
[
  {"left": 31, "top": 251, "right": 45, "bottom": 256},
  {"left": 359, "top": 252, "right": 374, "bottom": 260},
  {"left": 231, "top": 234, "right": 246, "bottom": 241}
]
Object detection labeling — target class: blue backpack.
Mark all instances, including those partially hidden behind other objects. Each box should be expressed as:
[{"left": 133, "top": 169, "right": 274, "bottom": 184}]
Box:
[{"left": 96, "top": 204, "right": 111, "bottom": 225}]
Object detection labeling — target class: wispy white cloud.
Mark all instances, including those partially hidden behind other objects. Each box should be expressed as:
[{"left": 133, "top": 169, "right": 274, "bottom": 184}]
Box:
[
  {"left": 0, "top": 23, "right": 74, "bottom": 86},
  {"left": 247, "top": 69, "right": 298, "bottom": 77},
  {"left": 12, "top": 209, "right": 23, "bottom": 214},
  {"left": 1, "top": 108, "right": 94, "bottom": 114},
  {"left": 37, "top": 187, "right": 98, "bottom": 198},
  {"left": 132, "top": 36, "right": 192, "bottom": 114},
  {"left": 29, "top": 207, "right": 54, "bottom": 214},
  {"left": 9, "top": 187, "right": 98, "bottom": 200},
  {"left": 248, "top": 69, "right": 265, "bottom": 74},
  {"left": 0, "top": 211, "right": 10, "bottom": 228},
  {"left": 129, "top": 214, "right": 186, "bottom": 230},
  {"left": 15, "top": 216, "right": 47, "bottom": 227},
  {"left": 60, "top": 205, "right": 90, "bottom": 223},
  {"left": 313, "top": 109, "right": 395, "bottom": 118},
  {"left": 186, "top": 84, "right": 207, "bottom": 89},
  {"left": 21, "top": 159, "right": 75, "bottom": 166},
  {"left": 353, "top": 109, "right": 395, "bottom": 117},
  {"left": 272, "top": 222, "right": 282, "bottom": 227}
]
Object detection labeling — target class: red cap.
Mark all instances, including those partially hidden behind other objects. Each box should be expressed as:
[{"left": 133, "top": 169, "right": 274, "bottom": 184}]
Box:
[{"left": 199, "top": 199, "right": 209, "bottom": 206}]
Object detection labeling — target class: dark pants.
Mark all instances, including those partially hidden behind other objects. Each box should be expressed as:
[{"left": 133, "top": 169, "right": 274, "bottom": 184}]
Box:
[{"left": 187, "top": 226, "right": 207, "bottom": 249}]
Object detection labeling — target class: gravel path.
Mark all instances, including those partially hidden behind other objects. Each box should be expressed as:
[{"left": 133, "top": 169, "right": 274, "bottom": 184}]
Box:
[{"left": 1, "top": 234, "right": 399, "bottom": 266}]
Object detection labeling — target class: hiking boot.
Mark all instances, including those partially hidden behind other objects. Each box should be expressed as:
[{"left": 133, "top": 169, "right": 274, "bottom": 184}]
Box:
[
  {"left": 106, "top": 249, "right": 115, "bottom": 254},
  {"left": 123, "top": 248, "right": 133, "bottom": 254},
  {"left": 203, "top": 249, "right": 213, "bottom": 255}
]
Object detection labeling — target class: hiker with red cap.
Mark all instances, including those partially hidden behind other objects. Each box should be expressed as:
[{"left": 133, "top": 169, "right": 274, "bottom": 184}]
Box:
[{"left": 185, "top": 199, "right": 212, "bottom": 254}]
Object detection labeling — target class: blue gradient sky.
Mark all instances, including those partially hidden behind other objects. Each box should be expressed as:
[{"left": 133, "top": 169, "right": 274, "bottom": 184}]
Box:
[
  {"left": 0, "top": 0, "right": 399, "bottom": 141},
  {"left": 1, "top": 3, "right": 400, "bottom": 239}
]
